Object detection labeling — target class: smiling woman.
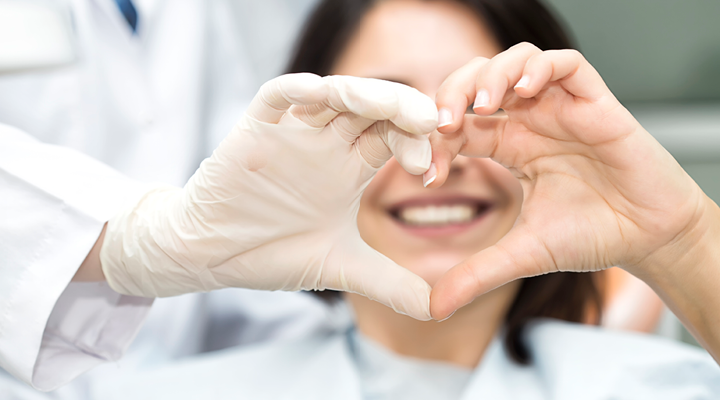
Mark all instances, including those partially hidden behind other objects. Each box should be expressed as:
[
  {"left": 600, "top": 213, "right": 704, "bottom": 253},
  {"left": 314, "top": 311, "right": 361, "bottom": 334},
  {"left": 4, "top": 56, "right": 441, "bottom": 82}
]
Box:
[{"left": 288, "top": 0, "right": 601, "bottom": 365}]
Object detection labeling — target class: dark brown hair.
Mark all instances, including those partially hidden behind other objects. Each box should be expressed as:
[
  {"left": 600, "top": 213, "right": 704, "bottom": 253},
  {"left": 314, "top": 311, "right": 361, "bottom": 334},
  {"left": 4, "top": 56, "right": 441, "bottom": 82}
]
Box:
[{"left": 286, "top": 0, "right": 603, "bottom": 365}]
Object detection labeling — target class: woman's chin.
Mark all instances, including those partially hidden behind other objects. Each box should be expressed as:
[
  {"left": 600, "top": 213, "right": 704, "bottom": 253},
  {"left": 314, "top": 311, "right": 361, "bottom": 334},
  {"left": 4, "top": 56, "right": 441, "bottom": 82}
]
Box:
[{"left": 398, "top": 252, "right": 471, "bottom": 287}]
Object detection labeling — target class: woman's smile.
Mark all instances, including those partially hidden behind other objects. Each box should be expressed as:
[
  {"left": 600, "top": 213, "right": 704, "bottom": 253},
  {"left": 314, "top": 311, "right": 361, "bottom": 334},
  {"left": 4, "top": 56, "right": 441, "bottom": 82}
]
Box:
[{"left": 387, "top": 195, "right": 494, "bottom": 237}]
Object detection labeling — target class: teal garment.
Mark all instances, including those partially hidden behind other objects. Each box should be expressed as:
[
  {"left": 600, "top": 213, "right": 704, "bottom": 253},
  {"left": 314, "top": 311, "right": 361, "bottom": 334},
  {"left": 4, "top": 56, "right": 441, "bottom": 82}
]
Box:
[{"left": 54, "top": 320, "right": 720, "bottom": 400}]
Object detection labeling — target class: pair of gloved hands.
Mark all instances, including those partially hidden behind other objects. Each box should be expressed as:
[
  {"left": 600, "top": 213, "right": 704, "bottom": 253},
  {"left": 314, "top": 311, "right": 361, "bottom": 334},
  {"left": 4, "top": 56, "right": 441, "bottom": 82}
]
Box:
[{"left": 101, "top": 45, "right": 714, "bottom": 323}]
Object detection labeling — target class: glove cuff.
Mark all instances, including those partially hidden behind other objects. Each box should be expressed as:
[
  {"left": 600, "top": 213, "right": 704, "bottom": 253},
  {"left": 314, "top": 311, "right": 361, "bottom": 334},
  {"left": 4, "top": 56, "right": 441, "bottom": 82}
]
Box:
[{"left": 100, "top": 185, "right": 190, "bottom": 297}]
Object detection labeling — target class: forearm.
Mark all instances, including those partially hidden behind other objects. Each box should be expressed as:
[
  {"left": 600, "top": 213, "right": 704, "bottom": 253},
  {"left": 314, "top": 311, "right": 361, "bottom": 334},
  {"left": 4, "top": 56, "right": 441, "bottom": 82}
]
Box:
[
  {"left": 74, "top": 222, "right": 108, "bottom": 282},
  {"left": 637, "top": 194, "right": 720, "bottom": 361}
]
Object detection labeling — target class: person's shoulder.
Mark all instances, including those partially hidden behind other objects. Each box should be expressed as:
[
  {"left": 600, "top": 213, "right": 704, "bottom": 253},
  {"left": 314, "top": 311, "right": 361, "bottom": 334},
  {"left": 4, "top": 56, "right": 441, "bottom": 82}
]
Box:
[
  {"left": 93, "top": 331, "right": 359, "bottom": 400},
  {"left": 526, "top": 318, "right": 709, "bottom": 360},
  {"left": 523, "top": 319, "right": 720, "bottom": 399}
]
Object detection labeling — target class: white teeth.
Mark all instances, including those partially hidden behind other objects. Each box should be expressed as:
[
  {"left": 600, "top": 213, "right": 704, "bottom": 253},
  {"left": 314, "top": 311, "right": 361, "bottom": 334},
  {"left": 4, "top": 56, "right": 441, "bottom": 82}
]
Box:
[{"left": 399, "top": 204, "right": 476, "bottom": 226}]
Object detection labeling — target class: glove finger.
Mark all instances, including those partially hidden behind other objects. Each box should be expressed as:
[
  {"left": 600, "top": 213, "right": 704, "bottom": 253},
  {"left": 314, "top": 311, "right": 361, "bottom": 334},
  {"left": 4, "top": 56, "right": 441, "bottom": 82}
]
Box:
[
  {"left": 289, "top": 102, "right": 341, "bottom": 129},
  {"left": 389, "top": 83, "right": 440, "bottom": 135},
  {"left": 246, "top": 73, "right": 329, "bottom": 124},
  {"left": 288, "top": 76, "right": 397, "bottom": 129},
  {"left": 329, "top": 112, "right": 376, "bottom": 144},
  {"left": 357, "top": 120, "right": 432, "bottom": 175},
  {"left": 323, "top": 236, "right": 432, "bottom": 321},
  {"left": 312, "top": 76, "right": 437, "bottom": 137}
]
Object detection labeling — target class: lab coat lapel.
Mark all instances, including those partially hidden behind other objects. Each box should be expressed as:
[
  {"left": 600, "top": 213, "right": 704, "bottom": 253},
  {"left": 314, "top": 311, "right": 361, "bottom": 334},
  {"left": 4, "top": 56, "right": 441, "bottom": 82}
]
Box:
[
  {"left": 85, "top": 0, "right": 167, "bottom": 37},
  {"left": 279, "top": 333, "right": 363, "bottom": 400},
  {"left": 85, "top": 0, "right": 136, "bottom": 36}
]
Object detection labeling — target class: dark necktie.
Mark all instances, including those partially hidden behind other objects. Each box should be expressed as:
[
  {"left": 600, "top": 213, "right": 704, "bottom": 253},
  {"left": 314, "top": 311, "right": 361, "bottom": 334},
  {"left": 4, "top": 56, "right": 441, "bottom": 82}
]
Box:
[{"left": 114, "top": 0, "right": 138, "bottom": 32}]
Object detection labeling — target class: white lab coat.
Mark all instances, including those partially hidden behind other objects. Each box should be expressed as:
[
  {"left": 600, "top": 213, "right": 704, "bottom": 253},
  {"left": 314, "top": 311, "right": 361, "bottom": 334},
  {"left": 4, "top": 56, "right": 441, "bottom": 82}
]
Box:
[
  {"left": 0, "top": 0, "right": 326, "bottom": 394},
  {"left": 46, "top": 319, "right": 718, "bottom": 400}
]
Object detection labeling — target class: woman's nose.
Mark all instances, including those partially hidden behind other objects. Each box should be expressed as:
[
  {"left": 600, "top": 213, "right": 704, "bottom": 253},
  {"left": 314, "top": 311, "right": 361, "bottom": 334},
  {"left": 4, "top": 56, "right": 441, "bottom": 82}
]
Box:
[
  {"left": 447, "top": 156, "right": 471, "bottom": 180},
  {"left": 449, "top": 156, "right": 470, "bottom": 176}
]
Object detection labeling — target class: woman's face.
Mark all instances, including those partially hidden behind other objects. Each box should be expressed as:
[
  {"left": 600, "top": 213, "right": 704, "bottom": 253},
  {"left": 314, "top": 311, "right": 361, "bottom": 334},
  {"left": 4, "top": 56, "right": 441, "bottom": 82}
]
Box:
[{"left": 333, "top": 0, "right": 523, "bottom": 286}]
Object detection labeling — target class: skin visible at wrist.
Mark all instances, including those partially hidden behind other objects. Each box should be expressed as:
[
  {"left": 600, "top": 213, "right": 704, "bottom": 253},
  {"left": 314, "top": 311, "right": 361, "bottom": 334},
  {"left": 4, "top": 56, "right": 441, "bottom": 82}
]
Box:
[
  {"left": 634, "top": 194, "right": 720, "bottom": 361},
  {"left": 73, "top": 222, "right": 108, "bottom": 282}
]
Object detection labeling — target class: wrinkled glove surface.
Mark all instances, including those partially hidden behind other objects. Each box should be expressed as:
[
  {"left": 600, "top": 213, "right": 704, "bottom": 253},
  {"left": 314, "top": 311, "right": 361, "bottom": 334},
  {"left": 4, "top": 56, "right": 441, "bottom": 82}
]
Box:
[{"left": 101, "top": 74, "right": 438, "bottom": 320}]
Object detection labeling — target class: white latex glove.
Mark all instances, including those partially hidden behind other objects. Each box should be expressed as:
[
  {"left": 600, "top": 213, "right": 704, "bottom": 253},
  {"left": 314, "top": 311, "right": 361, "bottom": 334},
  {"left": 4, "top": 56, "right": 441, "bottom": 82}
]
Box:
[{"left": 100, "top": 74, "right": 438, "bottom": 320}]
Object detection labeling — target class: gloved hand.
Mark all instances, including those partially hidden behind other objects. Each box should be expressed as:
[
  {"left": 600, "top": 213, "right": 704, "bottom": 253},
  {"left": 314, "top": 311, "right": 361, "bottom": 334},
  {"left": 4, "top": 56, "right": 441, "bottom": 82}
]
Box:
[{"left": 100, "top": 73, "right": 438, "bottom": 320}]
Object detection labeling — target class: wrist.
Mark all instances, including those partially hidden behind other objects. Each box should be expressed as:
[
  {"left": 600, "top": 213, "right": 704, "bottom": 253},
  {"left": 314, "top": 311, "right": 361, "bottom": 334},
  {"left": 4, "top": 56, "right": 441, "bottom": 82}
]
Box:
[
  {"left": 101, "top": 185, "right": 186, "bottom": 297},
  {"left": 633, "top": 194, "right": 720, "bottom": 356},
  {"left": 73, "top": 222, "right": 108, "bottom": 282},
  {"left": 634, "top": 193, "right": 720, "bottom": 283}
]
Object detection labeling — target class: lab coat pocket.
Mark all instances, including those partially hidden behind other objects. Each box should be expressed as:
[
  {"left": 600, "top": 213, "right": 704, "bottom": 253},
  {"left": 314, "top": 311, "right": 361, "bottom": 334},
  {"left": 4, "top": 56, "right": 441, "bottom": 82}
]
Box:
[
  {"left": 0, "top": 1, "right": 77, "bottom": 73},
  {"left": 0, "top": 1, "right": 86, "bottom": 146}
]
